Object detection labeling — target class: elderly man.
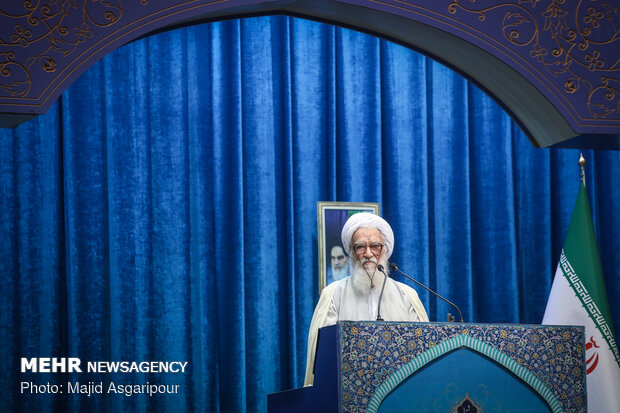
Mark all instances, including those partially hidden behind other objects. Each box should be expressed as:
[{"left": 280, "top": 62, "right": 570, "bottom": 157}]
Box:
[{"left": 304, "top": 213, "right": 428, "bottom": 385}]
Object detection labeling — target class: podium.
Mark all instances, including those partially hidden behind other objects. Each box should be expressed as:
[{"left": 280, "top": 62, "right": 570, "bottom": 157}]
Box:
[{"left": 268, "top": 321, "right": 586, "bottom": 413}]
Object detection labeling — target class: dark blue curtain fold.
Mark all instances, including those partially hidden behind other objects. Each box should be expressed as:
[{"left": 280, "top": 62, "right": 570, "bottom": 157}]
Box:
[{"left": 1, "top": 15, "right": 619, "bottom": 413}]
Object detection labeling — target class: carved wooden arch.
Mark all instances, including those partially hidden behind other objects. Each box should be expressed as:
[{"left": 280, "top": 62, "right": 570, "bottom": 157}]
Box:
[{"left": 0, "top": 1, "right": 618, "bottom": 148}]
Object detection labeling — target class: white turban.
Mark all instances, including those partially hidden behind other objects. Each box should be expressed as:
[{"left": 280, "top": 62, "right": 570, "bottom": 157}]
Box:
[{"left": 341, "top": 212, "right": 394, "bottom": 258}]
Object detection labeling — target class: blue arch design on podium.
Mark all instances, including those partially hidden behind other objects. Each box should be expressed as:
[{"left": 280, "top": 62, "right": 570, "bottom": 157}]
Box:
[{"left": 366, "top": 334, "right": 562, "bottom": 413}]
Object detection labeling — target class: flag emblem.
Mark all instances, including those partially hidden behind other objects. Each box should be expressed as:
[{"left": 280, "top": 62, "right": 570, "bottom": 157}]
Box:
[{"left": 586, "top": 336, "right": 599, "bottom": 375}]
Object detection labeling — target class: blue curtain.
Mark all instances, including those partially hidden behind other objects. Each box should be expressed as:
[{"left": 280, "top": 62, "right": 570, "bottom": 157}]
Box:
[{"left": 1, "top": 15, "right": 619, "bottom": 413}]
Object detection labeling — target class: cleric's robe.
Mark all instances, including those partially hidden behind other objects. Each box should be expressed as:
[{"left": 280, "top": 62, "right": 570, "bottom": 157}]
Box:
[{"left": 304, "top": 276, "right": 428, "bottom": 385}]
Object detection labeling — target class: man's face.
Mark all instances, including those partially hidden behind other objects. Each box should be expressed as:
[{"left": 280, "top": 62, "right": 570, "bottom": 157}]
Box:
[
  {"left": 351, "top": 227, "right": 384, "bottom": 271},
  {"left": 331, "top": 246, "right": 348, "bottom": 271}
]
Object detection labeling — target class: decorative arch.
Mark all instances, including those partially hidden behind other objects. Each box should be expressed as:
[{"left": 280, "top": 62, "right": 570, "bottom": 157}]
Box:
[
  {"left": 0, "top": 0, "right": 618, "bottom": 148},
  {"left": 366, "top": 334, "right": 562, "bottom": 413}
]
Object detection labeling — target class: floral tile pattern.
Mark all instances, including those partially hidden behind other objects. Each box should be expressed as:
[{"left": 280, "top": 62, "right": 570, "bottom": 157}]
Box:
[{"left": 339, "top": 321, "right": 585, "bottom": 412}]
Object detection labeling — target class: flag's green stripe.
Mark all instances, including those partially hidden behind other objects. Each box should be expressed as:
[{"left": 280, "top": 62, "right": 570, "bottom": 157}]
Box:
[
  {"left": 563, "top": 183, "right": 614, "bottom": 335},
  {"left": 562, "top": 183, "right": 619, "bottom": 364}
]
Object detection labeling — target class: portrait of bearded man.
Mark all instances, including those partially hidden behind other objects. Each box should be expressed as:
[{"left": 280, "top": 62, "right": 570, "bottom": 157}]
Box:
[{"left": 327, "top": 245, "right": 350, "bottom": 282}]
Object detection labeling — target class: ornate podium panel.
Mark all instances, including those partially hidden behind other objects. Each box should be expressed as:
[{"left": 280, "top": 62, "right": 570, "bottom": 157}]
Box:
[{"left": 268, "top": 321, "right": 586, "bottom": 413}]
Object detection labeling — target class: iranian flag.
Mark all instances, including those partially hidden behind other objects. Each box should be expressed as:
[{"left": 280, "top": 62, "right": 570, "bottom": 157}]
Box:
[{"left": 542, "top": 180, "right": 620, "bottom": 412}]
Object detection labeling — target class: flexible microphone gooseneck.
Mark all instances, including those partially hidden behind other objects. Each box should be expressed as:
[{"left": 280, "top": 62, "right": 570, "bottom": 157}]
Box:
[
  {"left": 389, "top": 263, "right": 464, "bottom": 323},
  {"left": 376, "top": 265, "right": 389, "bottom": 321}
]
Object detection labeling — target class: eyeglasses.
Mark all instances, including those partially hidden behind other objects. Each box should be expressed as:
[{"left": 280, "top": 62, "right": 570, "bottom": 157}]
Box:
[{"left": 353, "top": 242, "right": 383, "bottom": 255}]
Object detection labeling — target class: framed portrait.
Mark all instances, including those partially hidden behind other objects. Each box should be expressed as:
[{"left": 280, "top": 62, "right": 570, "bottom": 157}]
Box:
[{"left": 317, "top": 201, "right": 380, "bottom": 293}]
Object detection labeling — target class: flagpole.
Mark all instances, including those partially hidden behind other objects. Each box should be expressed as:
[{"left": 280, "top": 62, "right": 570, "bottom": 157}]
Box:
[{"left": 579, "top": 153, "right": 586, "bottom": 184}]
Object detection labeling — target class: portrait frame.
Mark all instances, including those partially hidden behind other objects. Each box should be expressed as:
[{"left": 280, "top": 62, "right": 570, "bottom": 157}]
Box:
[{"left": 317, "top": 201, "right": 381, "bottom": 293}]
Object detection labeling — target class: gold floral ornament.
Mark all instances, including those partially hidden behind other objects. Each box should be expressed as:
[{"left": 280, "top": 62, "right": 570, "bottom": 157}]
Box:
[
  {"left": 448, "top": 0, "right": 620, "bottom": 122},
  {"left": 0, "top": 52, "right": 31, "bottom": 96},
  {"left": 588, "top": 81, "right": 618, "bottom": 119},
  {"left": 564, "top": 78, "right": 578, "bottom": 93},
  {"left": 502, "top": 11, "right": 536, "bottom": 46},
  {"left": 0, "top": 0, "right": 124, "bottom": 100},
  {"left": 73, "top": 23, "right": 93, "bottom": 43},
  {"left": 41, "top": 56, "right": 55, "bottom": 72},
  {"left": 10, "top": 24, "right": 33, "bottom": 47},
  {"left": 583, "top": 7, "right": 604, "bottom": 30},
  {"left": 529, "top": 43, "right": 548, "bottom": 62},
  {"left": 542, "top": 1, "right": 568, "bottom": 32},
  {"left": 584, "top": 50, "right": 604, "bottom": 71}
]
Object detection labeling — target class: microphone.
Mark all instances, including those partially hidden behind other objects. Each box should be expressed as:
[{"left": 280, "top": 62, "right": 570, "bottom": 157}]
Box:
[
  {"left": 376, "top": 265, "right": 389, "bottom": 321},
  {"left": 389, "top": 263, "right": 464, "bottom": 323}
]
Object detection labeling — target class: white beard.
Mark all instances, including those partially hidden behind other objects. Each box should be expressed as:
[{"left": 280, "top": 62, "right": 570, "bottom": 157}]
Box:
[
  {"left": 332, "top": 263, "right": 350, "bottom": 281},
  {"left": 350, "top": 255, "right": 389, "bottom": 294}
]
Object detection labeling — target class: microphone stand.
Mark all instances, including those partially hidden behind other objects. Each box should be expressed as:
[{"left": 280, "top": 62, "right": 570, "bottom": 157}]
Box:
[
  {"left": 376, "top": 265, "right": 389, "bottom": 321},
  {"left": 389, "top": 263, "right": 464, "bottom": 323}
]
